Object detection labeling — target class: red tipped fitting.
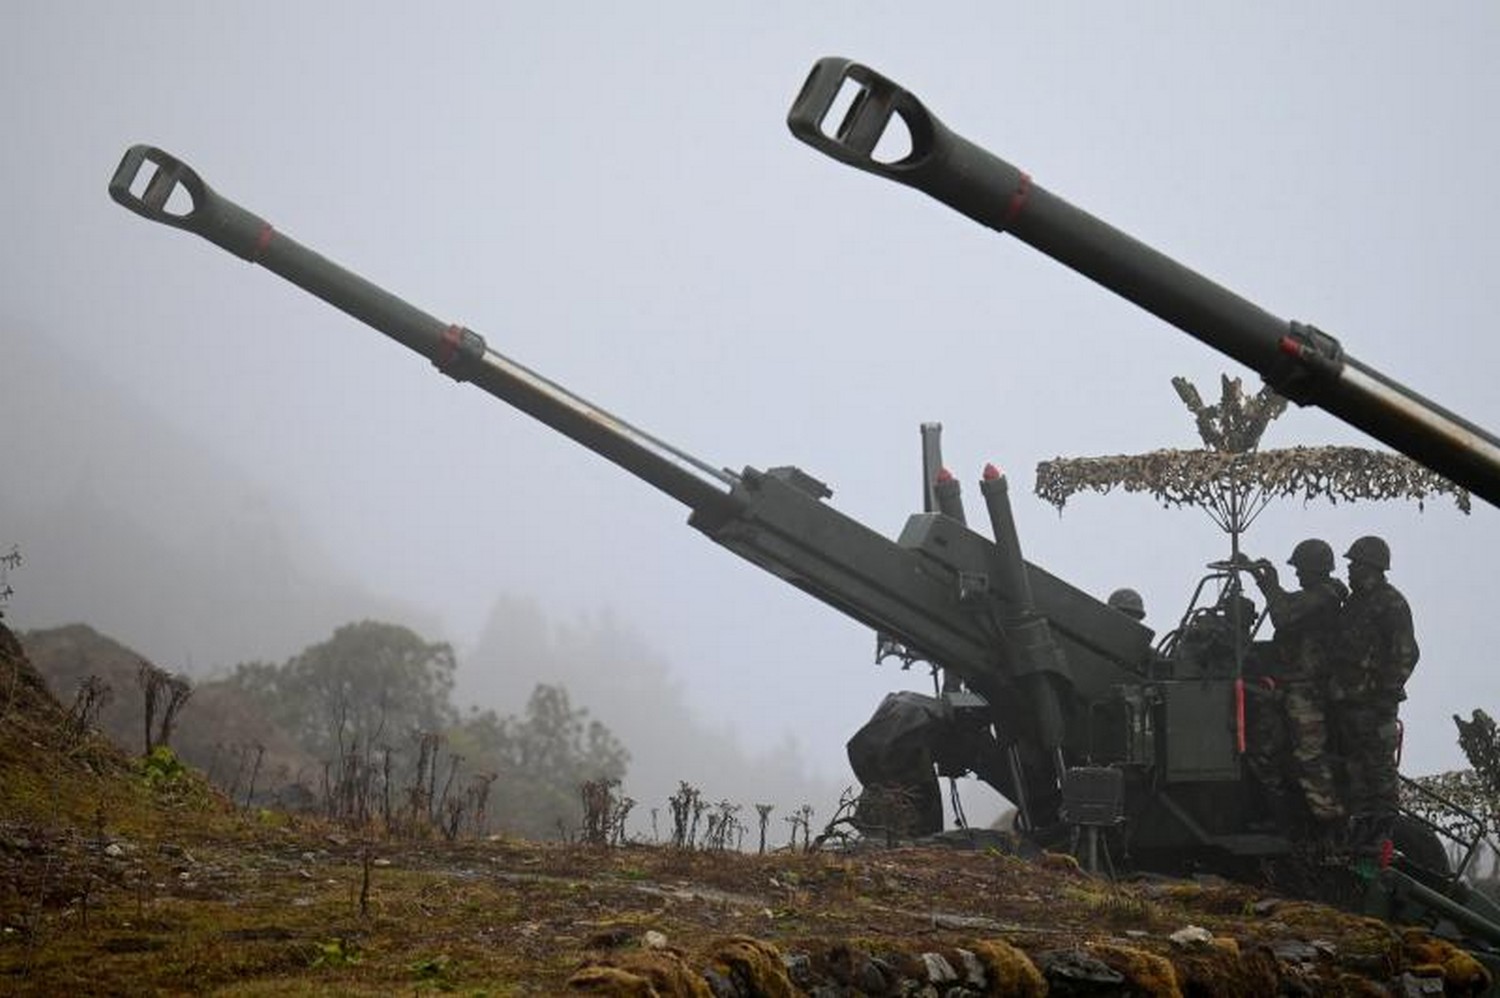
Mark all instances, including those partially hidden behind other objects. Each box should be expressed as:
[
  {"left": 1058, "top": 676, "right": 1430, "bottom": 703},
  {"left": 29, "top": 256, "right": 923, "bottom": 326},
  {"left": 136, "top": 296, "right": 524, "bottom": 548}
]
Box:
[
  {"left": 982, "top": 463, "right": 1003, "bottom": 481},
  {"left": 936, "top": 467, "right": 955, "bottom": 483}
]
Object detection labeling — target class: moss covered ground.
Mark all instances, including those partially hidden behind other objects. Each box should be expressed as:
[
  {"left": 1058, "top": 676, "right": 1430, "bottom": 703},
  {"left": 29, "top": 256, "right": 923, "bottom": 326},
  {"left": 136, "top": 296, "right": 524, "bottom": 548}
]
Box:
[{"left": 2, "top": 624, "right": 1490, "bottom": 995}]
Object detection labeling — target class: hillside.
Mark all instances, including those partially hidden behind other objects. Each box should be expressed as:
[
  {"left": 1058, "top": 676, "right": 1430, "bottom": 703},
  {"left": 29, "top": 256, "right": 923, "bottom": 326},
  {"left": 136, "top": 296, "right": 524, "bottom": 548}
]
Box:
[
  {"left": 0, "top": 333, "right": 434, "bottom": 674},
  {"left": 19, "top": 623, "right": 314, "bottom": 807},
  {"left": 1, "top": 620, "right": 1493, "bottom": 995}
]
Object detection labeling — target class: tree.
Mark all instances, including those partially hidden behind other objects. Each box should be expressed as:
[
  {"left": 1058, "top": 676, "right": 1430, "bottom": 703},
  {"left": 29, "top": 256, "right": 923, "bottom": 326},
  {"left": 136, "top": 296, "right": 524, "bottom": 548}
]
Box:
[
  {"left": 0, "top": 545, "right": 20, "bottom": 620},
  {"left": 448, "top": 683, "right": 629, "bottom": 839},
  {"left": 213, "top": 622, "right": 630, "bottom": 838},
  {"left": 226, "top": 620, "right": 457, "bottom": 763}
]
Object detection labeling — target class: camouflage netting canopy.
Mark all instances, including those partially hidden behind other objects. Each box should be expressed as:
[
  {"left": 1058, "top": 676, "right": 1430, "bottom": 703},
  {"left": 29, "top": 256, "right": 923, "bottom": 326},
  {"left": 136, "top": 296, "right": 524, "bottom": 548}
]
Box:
[
  {"left": 1036, "top": 374, "right": 1470, "bottom": 521},
  {"left": 1035, "top": 445, "right": 1471, "bottom": 515}
]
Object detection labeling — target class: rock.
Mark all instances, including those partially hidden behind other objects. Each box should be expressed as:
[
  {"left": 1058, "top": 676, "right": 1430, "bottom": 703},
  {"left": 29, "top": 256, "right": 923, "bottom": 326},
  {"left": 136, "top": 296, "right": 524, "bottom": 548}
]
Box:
[
  {"left": 642, "top": 929, "right": 668, "bottom": 949},
  {"left": 1394, "top": 970, "right": 1446, "bottom": 996},
  {"left": 923, "top": 951, "right": 958, "bottom": 983},
  {"left": 1270, "top": 939, "right": 1320, "bottom": 964},
  {"left": 956, "top": 948, "right": 987, "bottom": 987},
  {"left": 1039, "top": 949, "right": 1126, "bottom": 987},
  {"left": 862, "top": 955, "right": 895, "bottom": 993},
  {"left": 372, "top": 858, "right": 392, "bottom": 868},
  {"left": 702, "top": 967, "right": 742, "bottom": 997},
  {"left": 103, "top": 843, "right": 125, "bottom": 858},
  {"left": 781, "top": 951, "right": 814, "bottom": 988},
  {"left": 931, "top": 911, "right": 1006, "bottom": 931},
  {"left": 1168, "top": 925, "right": 1214, "bottom": 948}
]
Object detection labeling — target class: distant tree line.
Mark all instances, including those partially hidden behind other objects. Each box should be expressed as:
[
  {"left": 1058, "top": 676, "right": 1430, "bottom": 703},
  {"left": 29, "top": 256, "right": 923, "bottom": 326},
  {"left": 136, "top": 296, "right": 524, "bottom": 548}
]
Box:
[{"left": 197, "top": 621, "right": 628, "bottom": 841}]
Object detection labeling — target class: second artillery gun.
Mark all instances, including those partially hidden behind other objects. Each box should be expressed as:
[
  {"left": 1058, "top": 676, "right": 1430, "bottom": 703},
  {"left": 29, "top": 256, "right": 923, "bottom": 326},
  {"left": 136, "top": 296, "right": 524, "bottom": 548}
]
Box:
[{"left": 109, "top": 57, "right": 1500, "bottom": 953}]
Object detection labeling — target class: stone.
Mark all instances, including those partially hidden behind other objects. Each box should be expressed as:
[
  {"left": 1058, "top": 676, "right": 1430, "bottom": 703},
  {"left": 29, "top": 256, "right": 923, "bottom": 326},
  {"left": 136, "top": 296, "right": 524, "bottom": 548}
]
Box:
[
  {"left": 781, "top": 951, "right": 814, "bottom": 988},
  {"left": 922, "top": 951, "right": 958, "bottom": 983},
  {"left": 1269, "top": 939, "right": 1320, "bottom": 964},
  {"left": 1040, "top": 949, "right": 1126, "bottom": 986},
  {"left": 1169, "top": 925, "right": 1213, "bottom": 948},
  {"left": 956, "top": 948, "right": 987, "bottom": 987}
]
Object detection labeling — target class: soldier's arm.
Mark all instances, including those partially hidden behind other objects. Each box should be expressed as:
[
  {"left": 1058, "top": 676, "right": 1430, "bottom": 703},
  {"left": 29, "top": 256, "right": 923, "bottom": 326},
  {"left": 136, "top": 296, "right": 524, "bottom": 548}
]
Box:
[
  {"left": 1264, "top": 584, "right": 1336, "bottom": 630},
  {"left": 1381, "top": 591, "right": 1420, "bottom": 685}
]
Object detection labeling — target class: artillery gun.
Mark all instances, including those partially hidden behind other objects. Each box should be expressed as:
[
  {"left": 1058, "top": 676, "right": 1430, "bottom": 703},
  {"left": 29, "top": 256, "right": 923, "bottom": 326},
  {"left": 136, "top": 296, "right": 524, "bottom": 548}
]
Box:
[
  {"left": 786, "top": 56, "right": 1500, "bottom": 953},
  {"left": 109, "top": 65, "right": 1499, "bottom": 954}
]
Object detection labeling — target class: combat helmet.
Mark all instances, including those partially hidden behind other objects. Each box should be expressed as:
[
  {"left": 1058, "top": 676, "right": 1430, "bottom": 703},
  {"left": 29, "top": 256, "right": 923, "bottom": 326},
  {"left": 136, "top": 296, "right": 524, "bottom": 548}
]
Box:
[
  {"left": 1345, "top": 535, "right": 1391, "bottom": 571},
  {"left": 1287, "top": 538, "right": 1335, "bottom": 575},
  {"left": 1108, "top": 588, "right": 1146, "bottom": 620}
]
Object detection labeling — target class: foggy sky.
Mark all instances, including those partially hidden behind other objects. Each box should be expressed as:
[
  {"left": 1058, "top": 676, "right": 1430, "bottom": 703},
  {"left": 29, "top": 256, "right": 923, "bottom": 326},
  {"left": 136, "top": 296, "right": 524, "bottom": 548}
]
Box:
[{"left": 4, "top": 3, "right": 1498, "bottom": 821}]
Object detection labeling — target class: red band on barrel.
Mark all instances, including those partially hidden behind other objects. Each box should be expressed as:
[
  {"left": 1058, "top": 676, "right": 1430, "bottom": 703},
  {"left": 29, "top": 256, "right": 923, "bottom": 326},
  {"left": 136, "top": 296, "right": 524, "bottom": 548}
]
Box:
[
  {"left": 252, "top": 223, "right": 275, "bottom": 262},
  {"left": 1277, "top": 335, "right": 1303, "bottom": 357},
  {"left": 1235, "top": 678, "right": 1246, "bottom": 754},
  {"left": 1001, "top": 172, "right": 1032, "bottom": 229},
  {"left": 435, "top": 324, "right": 463, "bottom": 371}
]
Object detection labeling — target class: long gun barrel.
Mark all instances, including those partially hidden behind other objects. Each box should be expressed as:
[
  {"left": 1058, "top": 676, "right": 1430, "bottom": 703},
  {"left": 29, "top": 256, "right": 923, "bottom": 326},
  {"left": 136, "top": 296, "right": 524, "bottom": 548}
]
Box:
[
  {"left": 787, "top": 59, "right": 1500, "bottom": 509},
  {"left": 108, "top": 146, "right": 1140, "bottom": 736},
  {"left": 107, "top": 147, "right": 736, "bottom": 517}
]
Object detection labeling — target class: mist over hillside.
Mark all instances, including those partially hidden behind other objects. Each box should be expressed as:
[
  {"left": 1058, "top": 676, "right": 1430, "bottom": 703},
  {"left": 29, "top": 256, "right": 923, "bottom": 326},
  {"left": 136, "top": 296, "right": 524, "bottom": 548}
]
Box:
[
  {"left": 0, "top": 328, "right": 433, "bottom": 671},
  {"left": 1, "top": 330, "right": 843, "bottom": 818},
  {"left": 461, "top": 593, "right": 844, "bottom": 830}
]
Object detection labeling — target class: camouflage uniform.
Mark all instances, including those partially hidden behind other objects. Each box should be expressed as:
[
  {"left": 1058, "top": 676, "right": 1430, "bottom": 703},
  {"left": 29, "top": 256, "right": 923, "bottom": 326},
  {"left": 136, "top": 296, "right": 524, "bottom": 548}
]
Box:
[
  {"left": 1245, "top": 571, "right": 1348, "bottom": 827},
  {"left": 1328, "top": 578, "right": 1418, "bottom": 842}
]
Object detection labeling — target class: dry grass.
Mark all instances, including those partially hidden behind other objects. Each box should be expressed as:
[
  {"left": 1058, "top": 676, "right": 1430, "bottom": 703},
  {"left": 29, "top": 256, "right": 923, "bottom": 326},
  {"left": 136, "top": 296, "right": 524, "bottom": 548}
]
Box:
[{"left": 2, "top": 626, "right": 1493, "bottom": 995}]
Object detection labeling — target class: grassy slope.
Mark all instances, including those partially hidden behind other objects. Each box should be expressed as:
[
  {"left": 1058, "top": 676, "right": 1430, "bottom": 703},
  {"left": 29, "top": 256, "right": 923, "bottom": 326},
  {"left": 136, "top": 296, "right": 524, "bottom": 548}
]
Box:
[{"left": 1, "top": 622, "right": 1491, "bottom": 996}]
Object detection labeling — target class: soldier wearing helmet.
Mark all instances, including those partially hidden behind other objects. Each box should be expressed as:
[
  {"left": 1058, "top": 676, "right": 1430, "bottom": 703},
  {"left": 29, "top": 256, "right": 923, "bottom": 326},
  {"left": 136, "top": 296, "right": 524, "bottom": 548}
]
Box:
[
  {"left": 1107, "top": 587, "right": 1146, "bottom": 622},
  {"left": 1330, "top": 535, "right": 1418, "bottom": 851},
  {"left": 1238, "top": 538, "right": 1348, "bottom": 841}
]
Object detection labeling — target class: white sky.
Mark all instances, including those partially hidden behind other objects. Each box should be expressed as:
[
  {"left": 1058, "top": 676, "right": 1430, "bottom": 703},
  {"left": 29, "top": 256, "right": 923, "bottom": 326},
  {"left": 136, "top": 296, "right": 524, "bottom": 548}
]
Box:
[{"left": 4, "top": 3, "right": 1499, "bottom": 805}]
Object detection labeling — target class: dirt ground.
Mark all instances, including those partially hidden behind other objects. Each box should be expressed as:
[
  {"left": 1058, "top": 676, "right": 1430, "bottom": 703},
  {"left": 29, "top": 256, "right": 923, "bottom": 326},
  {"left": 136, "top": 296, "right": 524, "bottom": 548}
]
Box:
[{"left": 2, "top": 624, "right": 1493, "bottom": 996}]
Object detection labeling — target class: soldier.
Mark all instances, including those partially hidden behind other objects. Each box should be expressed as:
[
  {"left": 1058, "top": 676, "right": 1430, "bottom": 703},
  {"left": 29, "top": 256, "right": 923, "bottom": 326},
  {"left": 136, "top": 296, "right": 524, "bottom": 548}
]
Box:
[
  {"left": 1107, "top": 588, "right": 1146, "bottom": 622},
  {"left": 1329, "top": 535, "right": 1419, "bottom": 851},
  {"left": 1241, "top": 539, "right": 1347, "bottom": 840}
]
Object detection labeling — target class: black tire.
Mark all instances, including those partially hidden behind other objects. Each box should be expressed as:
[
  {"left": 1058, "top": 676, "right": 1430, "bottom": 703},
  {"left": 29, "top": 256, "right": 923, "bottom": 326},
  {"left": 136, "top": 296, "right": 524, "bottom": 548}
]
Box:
[{"left": 1393, "top": 813, "right": 1452, "bottom": 880}]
